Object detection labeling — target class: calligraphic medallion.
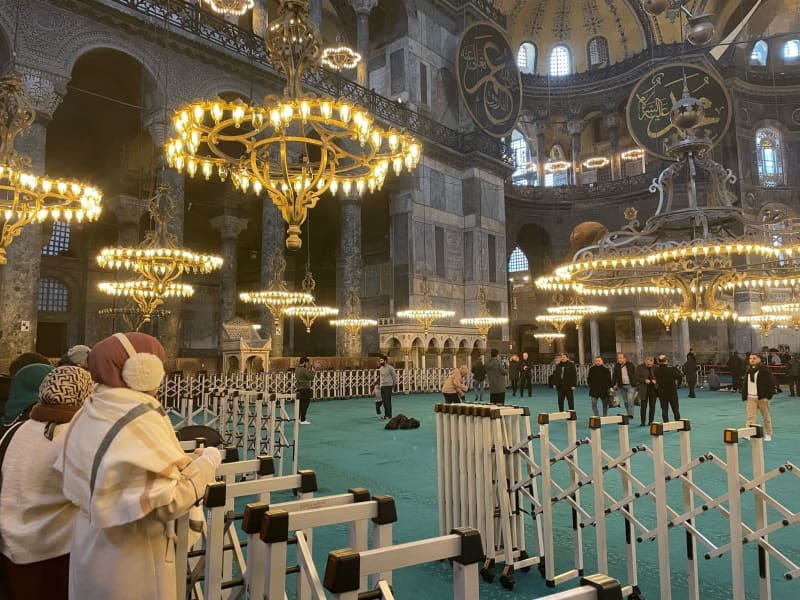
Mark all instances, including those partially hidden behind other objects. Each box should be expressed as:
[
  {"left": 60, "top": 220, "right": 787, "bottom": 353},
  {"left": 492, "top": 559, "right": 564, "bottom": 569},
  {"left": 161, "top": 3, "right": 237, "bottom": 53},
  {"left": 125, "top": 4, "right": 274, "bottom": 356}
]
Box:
[
  {"left": 626, "top": 63, "right": 731, "bottom": 160},
  {"left": 456, "top": 21, "right": 522, "bottom": 138}
]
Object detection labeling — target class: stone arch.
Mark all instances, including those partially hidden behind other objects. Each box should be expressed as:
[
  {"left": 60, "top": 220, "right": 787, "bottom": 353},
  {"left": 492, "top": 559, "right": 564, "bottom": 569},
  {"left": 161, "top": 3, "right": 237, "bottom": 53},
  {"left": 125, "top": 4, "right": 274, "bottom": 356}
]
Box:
[
  {"left": 443, "top": 337, "right": 456, "bottom": 368},
  {"left": 384, "top": 336, "right": 403, "bottom": 364},
  {"left": 509, "top": 223, "right": 553, "bottom": 277},
  {"left": 227, "top": 355, "right": 240, "bottom": 374}
]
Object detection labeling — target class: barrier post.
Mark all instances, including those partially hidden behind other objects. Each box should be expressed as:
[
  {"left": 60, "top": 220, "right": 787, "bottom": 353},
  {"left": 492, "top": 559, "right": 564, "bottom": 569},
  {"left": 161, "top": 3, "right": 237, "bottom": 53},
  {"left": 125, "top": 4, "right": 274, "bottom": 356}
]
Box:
[{"left": 203, "top": 482, "right": 227, "bottom": 599}]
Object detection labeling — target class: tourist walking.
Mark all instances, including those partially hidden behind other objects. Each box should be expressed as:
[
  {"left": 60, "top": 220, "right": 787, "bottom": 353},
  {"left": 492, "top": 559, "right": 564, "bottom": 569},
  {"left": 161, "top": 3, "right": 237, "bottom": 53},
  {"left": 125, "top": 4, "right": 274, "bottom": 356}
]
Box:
[
  {"left": 377, "top": 355, "right": 398, "bottom": 419},
  {"left": 587, "top": 356, "right": 612, "bottom": 417},
  {"left": 654, "top": 354, "right": 682, "bottom": 422},
  {"left": 295, "top": 356, "right": 314, "bottom": 424},
  {"left": 509, "top": 354, "right": 520, "bottom": 396},
  {"left": 636, "top": 356, "right": 658, "bottom": 426},
  {"left": 442, "top": 365, "right": 469, "bottom": 403},
  {"left": 743, "top": 353, "right": 775, "bottom": 441},
  {"left": 683, "top": 352, "right": 699, "bottom": 398},
  {"left": 519, "top": 351, "right": 533, "bottom": 397},
  {"left": 612, "top": 353, "right": 638, "bottom": 418},
  {"left": 486, "top": 349, "right": 508, "bottom": 405},
  {"left": 471, "top": 356, "right": 487, "bottom": 402},
  {"left": 552, "top": 353, "right": 578, "bottom": 411}
]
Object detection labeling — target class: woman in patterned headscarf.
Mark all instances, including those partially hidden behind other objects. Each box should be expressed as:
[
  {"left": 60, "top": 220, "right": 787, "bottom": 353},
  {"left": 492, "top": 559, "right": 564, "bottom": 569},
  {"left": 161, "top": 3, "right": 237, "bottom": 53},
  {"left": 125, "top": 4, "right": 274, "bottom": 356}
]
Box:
[
  {"left": 57, "top": 333, "right": 221, "bottom": 600},
  {"left": 0, "top": 366, "right": 94, "bottom": 600}
]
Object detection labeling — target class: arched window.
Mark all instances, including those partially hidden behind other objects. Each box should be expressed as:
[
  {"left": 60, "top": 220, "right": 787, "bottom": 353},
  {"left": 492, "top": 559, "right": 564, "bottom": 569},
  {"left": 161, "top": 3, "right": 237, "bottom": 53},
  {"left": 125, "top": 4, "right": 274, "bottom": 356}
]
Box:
[
  {"left": 549, "top": 45, "right": 571, "bottom": 76},
  {"left": 750, "top": 40, "right": 768, "bottom": 66},
  {"left": 517, "top": 42, "right": 536, "bottom": 74},
  {"left": 510, "top": 129, "right": 536, "bottom": 186},
  {"left": 42, "top": 222, "right": 71, "bottom": 256},
  {"left": 783, "top": 39, "right": 800, "bottom": 60},
  {"left": 508, "top": 246, "right": 529, "bottom": 273},
  {"left": 38, "top": 278, "right": 69, "bottom": 312},
  {"left": 587, "top": 37, "right": 609, "bottom": 68},
  {"left": 755, "top": 127, "right": 784, "bottom": 188}
]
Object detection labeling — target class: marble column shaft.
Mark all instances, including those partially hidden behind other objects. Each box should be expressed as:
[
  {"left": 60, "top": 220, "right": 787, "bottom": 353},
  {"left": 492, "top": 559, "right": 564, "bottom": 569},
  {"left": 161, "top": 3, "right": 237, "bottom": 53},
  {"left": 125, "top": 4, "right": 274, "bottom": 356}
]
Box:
[
  {"left": 633, "top": 314, "right": 644, "bottom": 364},
  {"left": 568, "top": 120, "right": 583, "bottom": 186},
  {"left": 336, "top": 195, "right": 363, "bottom": 357},
  {"left": 261, "top": 201, "right": 285, "bottom": 356},
  {"left": 606, "top": 113, "right": 621, "bottom": 180},
  {"left": 356, "top": 11, "right": 370, "bottom": 87},
  {"left": 533, "top": 123, "right": 546, "bottom": 186},
  {"left": 577, "top": 324, "right": 586, "bottom": 365},
  {"left": 211, "top": 215, "right": 248, "bottom": 336},
  {"left": 589, "top": 318, "right": 600, "bottom": 359},
  {"left": 679, "top": 318, "right": 691, "bottom": 361},
  {"left": 310, "top": 0, "right": 322, "bottom": 28}
]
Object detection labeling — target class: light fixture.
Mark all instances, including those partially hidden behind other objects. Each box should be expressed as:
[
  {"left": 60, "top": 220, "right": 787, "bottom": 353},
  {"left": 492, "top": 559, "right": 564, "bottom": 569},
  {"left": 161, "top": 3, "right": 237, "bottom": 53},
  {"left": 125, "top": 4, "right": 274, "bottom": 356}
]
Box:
[
  {"left": 0, "top": 74, "right": 103, "bottom": 264},
  {"left": 621, "top": 148, "right": 645, "bottom": 161},
  {"left": 240, "top": 249, "right": 313, "bottom": 335},
  {"left": 96, "top": 184, "right": 221, "bottom": 323},
  {"left": 547, "top": 305, "right": 607, "bottom": 316},
  {"left": 165, "top": 0, "right": 421, "bottom": 250},
  {"left": 396, "top": 276, "right": 455, "bottom": 332},
  {"left": 331, "top": 287, "right": 377, "bottom": 338},
  {"left": 737, "top": 314, "right": 791, "bottom": 336},
  {"left": 198, "top": 0, "right": 254, "bottom": 16},
  {"left": 283, "top": 261, "right": 338, "bottom": 332},
  {"left": 460, "top": 285, "right": 508, "bottom": 338},
  {"left": 535, "top": 313, "right": 580, "bottom": 332},
  {"left": 582, "top": 157, "right": 610, "bottom": 170},
  {"left": 321, "top": 34, "right": 362, "bottom": 71},
  {"left": 98, "top": 305, "right": 171, "bottom": 332},
  {"left": 534, "top": 332, "right": 566, "bottom": 343},
  {"left": 640, "top": 0, "right": 716, "bottom": 47},
  {"left": 545, "top": 160, "right": 571, "bottom": 172}
]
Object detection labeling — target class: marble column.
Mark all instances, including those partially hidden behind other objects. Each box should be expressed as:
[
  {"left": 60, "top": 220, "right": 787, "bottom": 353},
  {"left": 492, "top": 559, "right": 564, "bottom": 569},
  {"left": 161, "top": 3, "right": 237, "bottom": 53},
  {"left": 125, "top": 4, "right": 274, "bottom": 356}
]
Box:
[
  {"left": 210, "top": 215, "right": 248, "bottom": 342},
  {"left": 577, "top": 324, "right": 586, "bottom": 365},
  {"left": 678, "top": 318, "right": 691, "bottom": 361},
  {"left": 436, "top": 351, "right": 442, "bottom": 368},
  {"left": 351, "top": 0, "right": 378, "bottom": 87},
  {"left": 533, "top": 122, "right": 546, "bottom": 186},
  {"left": 606, "top": 113, "right": 621, "bottom": 180},
  {"left": 253, "top": 0, "right": 269, "bottom": 39},
  {"left": 0, "top": 67, "right": 66, "bottom": 362},
  {"left": 108, "top": 195, "right": 150, "bottom": 246},
  {"left": 589, "top": 318, "right": 600, "bottom": 359},
  {"left": 310, "top": 0, "right": 322, "bottom": 28},
  {"left": 336, "top": 194, "right": 363, "bottom": 357},
  {"left": 261, "top": 202, "right": 286, "bottom": 356},
  {"left": 633, "top": 313, "right": 644, "bottom": 364},
  {"left": 568, "top": 120, "right": 583, "bottom": 185}
]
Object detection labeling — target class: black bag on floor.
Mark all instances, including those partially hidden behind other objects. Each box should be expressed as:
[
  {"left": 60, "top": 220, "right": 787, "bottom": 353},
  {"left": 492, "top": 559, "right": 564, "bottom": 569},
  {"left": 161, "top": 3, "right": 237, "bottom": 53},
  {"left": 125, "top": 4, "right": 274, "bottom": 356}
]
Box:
[{"left": 385, "top": 414, "right": 420, "bottom": 430}]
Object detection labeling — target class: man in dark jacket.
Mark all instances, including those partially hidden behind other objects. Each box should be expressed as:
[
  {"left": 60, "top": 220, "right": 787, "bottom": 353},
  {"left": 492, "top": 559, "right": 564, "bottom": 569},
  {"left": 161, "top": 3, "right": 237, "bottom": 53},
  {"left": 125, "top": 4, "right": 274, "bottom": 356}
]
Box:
[
  {"left": 552, "top": 353, "right": 578, "bottom": 411},
  {"left": 612, "top": 353, "right": 638, "bottom": 419},
  {"left": 471, "top": 357, "right": 487, "bottom": 402},
  {"left": 518, "top": 352, "right": 533, "bottom": 397},
  {"left": 742, "top": 353, "right": 775, "bottom": 441},
  {"left": 635, "top": 356, "right": 658, "bottom": 426},
  {"left": 654, "top": 354, "right": 682, "bottom": 422},
  {"left": 728, "top": 352, "right": 744, "bottom": 393},
  {"left": 295, "top": 356, "right": 315, "bottom": 424},
  {"left": 486, "top": 349, "right": 509, "bottom": 405},
  {"left": 587, "top": 356, "right": 612, "bottom": 416},
  {"left": 788, "top": 353, "right": 800, "bottom": 397},
  {"left": 682, "top": 352, "right": 699, "bottom": 398}
]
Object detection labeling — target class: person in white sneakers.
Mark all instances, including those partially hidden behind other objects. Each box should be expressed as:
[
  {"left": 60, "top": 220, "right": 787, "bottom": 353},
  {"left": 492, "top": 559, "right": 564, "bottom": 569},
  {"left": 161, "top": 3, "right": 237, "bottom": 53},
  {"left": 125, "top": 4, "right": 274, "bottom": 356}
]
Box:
[
  {"left": 742, "top": 353, "right": 775, "bottom": 442},
  {"left": 57, "top": 333, "right": 221, "bottom": 600}
]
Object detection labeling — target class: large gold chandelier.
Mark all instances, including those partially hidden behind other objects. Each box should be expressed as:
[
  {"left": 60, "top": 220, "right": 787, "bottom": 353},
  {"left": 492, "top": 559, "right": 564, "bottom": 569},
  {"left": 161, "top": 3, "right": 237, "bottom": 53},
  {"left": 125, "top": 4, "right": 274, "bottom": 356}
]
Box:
[
  {"left": 240, "top": 249, "right": 313, "bottom": 334},
  {"left": 199, "top": 0, "right": 254, "bottom": 16},
  {"left": 98, "top": 305, "right": 171, "bottom": 333},
  {"left": 96, "top": 184, "right": 222, "bottom": 323},
  {"left": 396, "top": 277, "right": 455, "bottom": 332},
  {"left": 283, "top": 262, "right": 338, "bottom": 332},
  {"left": 460, "top": 285, "right": 508, "bottom": 338},
  {"left": 0, "top": 74, "right": 103, "bottom": 264},
  {"left": 331, "top": 288, "right": 377, "bottom": 339},
  {"left": 537, "top": 81, "right": 800, "bottom": 325},
  {"left": 165, "top": 0, "right": 421, "bottom": 250}
]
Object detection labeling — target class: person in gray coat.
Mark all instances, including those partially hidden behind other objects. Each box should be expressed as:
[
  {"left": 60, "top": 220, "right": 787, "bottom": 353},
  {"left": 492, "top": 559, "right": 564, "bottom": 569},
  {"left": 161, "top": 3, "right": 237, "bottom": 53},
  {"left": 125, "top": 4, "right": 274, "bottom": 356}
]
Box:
[
  {"left": 485, "top": 349, "right": 509, "bottom": 405},
  {"left": 377, "top": 355, "right": 398, "bottom": 419}
]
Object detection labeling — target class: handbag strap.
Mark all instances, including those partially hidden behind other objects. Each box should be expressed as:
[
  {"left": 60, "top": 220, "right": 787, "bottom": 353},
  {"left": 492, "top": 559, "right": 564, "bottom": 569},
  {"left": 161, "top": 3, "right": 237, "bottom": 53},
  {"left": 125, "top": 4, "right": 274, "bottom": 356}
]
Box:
[{"left": 0, "top": 421, "right": 24, "bottom": 495}]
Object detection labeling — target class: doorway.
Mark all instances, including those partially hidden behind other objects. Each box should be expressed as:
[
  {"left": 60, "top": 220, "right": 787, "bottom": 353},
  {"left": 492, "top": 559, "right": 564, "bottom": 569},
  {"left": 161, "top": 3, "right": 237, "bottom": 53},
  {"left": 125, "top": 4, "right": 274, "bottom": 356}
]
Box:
[{"left": 36, "top": 322, "right": 67, "bottom": 358}]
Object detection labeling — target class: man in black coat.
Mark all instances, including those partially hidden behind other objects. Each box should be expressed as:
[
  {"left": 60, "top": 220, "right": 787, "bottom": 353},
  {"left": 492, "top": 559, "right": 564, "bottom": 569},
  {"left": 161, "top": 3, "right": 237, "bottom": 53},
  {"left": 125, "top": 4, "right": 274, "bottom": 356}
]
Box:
[
  {"left": 742, "top": 353, "right": 776, "bottom": 441},
  {"left": 728, "top": 352, "right": 744, "bottom": 392},
  {"left": 552, "top": 353, "right": 578, "bottom": 412},
  {"left": 654, "top": 354, "right": 682, "bottom": 422},
  {"left": 519, "top": 351, "right": 533, "bottom": 397},
  {"left": 587, "top": 356, "right": 612, "bottom": 416},
  {"left": 635, "top": 356, "right": 658, "bottom": 426},
  {"left": 682, "top": 352, "right": 699, "bottom": 398}
]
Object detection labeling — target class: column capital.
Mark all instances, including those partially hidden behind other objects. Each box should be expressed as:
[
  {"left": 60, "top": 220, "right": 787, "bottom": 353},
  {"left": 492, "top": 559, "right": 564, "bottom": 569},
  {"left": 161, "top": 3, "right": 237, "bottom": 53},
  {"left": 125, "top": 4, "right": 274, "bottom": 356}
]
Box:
[
  {"left": 107, "top": 194, "right": 151, "bottom": 228},
  {"left": 16, "top": 65, "right": 68, "bottom": 121},
  {"left": 340, "top": 192, "right": 362, "bottom": 207},
  {"left": 350, "top": 0, "right": 378, "bottom": 14},
  {"left": 567, "top": 120, "right": 584, "bottom": 136},
  {"left": 143, "top": 111, "right": 170, "bottom": 148},
  {"left": 605, "top": 113, "right": 621, "bottom": 129},
  {"left": 210, "top": 214, "right": 248, "bottom": 240}
]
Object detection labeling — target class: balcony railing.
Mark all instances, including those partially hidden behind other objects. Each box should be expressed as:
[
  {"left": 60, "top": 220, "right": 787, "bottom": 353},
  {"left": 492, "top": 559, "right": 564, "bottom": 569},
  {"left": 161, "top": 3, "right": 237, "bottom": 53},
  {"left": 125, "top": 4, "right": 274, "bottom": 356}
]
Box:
[
  {"left": 100, "top": 0, "right": 510, "bottom": 162},
  {"left": 506, "top": 169, "right": 663, "bottom": 204}
]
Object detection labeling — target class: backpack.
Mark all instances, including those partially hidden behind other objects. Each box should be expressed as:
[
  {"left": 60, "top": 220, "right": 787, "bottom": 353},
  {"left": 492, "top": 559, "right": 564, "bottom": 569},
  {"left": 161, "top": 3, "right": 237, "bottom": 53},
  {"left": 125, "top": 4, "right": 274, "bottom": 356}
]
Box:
[{"left": 384, "top": 414, "right": 421, "bottom": 430}]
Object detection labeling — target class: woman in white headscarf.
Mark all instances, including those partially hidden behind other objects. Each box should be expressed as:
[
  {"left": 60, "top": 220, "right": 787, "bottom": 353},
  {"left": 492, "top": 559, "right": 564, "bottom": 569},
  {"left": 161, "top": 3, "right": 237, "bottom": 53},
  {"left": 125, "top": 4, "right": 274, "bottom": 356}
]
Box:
[{"left": 57, "top": 333, "right": 221, "bottom": 600}]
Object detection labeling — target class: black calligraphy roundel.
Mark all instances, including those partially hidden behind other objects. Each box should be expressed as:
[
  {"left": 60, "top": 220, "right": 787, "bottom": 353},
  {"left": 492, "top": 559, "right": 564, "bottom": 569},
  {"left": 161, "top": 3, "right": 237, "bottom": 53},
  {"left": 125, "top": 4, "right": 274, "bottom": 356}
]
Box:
[
  {"left": 626, "top": 63, "right": 732, "bottom": 160},
  {"left": 457, "top": 21, "right": 522, "bottom": 138}
]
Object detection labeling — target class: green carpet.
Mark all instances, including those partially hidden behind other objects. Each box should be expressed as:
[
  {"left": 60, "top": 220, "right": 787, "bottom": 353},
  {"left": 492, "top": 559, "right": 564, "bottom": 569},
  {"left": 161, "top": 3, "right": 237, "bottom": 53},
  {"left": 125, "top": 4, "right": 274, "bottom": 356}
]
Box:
[{"left": 238, "top": 386, "right": 800, "bottom": 599}]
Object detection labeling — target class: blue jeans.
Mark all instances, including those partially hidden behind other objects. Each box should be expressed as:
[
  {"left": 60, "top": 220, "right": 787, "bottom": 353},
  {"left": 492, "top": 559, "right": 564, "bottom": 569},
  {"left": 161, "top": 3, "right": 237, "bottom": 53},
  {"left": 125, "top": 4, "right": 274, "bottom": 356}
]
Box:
[
  {"left": 620, "top": 384, "right": 636, "bottom": 416},
  {"left": 472, "top": 379, "right": 485, "bottom": 402}
]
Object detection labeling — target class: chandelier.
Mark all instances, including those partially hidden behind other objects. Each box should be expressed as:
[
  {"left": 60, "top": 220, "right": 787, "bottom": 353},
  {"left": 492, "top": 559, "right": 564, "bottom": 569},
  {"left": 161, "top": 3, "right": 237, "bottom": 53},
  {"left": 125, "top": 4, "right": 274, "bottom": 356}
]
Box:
[
  {"left": 396, "top": 277, "right": 455, "bottom": 332},
  {"left": 640, "top": 0, "right": 716, "bottom": 47},
  {"left": 536, "top": 79, "right": 800, "bottom": 325},
  {"left": 240, "top": 249, "right": 313, "bottom": 334},
  {"left": 321, "top": 34, "right": 361, "bottom": 71},
  {"left": 283, "top": 262, "right": 338, "bottom": 332},
  {"left": 460, "top": 285, "right": 508, "bottom": 338},
  {"left": 331, "top": 288, "right": 377, "bottom": 339},
  {"left": 0, "top": 74, "right": 103, "bottom": 264},
  {"left": 98, "top": 305, "right": 171, "bottom": 332},
  {"left": 198, "top": 0, "right": 254, "bottom": 16},
  {"left": 534, "top": 332, "right": 566, "bottom": 343},
  {"left": 737, "top": 314, "right": 792, "bottom": 336},
  {"left": 165, "top": 0, "right": 421, "bottom": 250},
  {"left": 534, "top": 313, "right": 579, "bottom": 333}
]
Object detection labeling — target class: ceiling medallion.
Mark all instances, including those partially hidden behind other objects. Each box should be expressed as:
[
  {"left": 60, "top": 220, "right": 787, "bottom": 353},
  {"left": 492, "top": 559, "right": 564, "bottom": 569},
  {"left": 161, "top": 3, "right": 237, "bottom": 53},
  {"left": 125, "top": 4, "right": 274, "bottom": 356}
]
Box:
[
  {"left": 0, "top": 74, "right": 103, "bottom": 264},
  {"left": 199, "top": 0, "right": 254, "bottom": 17},
  {"left": 396, "top": 276, "right": 455, "bottom": 332},
  {"left": 166, "top": 0, "right": 421, "bottom": 250}
]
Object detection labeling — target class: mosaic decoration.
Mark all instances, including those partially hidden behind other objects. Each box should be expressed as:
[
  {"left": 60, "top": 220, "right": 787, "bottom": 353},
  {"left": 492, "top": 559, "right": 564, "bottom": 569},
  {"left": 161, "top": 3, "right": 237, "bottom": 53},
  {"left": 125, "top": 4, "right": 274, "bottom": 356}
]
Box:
[
  {"left": 626, "top": 63, "right": 732, "bottom": 160},
  {"left": 582, "top": 0, "right": 604, "bottom": 35},
  {"left": 552, "top": 0, "right": 572, "bottom": 41},
  {"left": 602, "top": 0, "right": 629, "bottom": 57},
  {"left": 457, "top": 21, "right": 522, "bottom": 138},
  {"left": 523, "top": 0, "right": 547, "bottom": 37}
]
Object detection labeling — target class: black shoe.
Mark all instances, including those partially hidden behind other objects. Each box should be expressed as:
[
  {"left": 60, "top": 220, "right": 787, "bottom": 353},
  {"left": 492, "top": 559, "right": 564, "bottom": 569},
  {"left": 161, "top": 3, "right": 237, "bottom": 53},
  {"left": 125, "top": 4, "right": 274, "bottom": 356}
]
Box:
[{"left": 640, "top": 423, "right": 646, "bottom": 427}]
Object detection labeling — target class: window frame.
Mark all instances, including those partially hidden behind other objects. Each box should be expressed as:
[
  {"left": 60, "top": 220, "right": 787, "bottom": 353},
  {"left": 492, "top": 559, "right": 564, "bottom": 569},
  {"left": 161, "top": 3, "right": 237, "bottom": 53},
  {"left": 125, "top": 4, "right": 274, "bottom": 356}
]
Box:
[
  {"left": 549, "top": 45, "right": 572, "bottom": 77},
  {"left": 782, "top": 39, "right": 800, "bottom": 61},
  {"left": 42, "top": 221, "right": 71, "bottom": 256},
  {"left": 755, "top": 126, "right": 785, "bottom": 188},
  {"left": 517, "top": 42, "right": 537, "bottom": 75},
  {"left": 750, "top": 40, "right": 768, "bottom": 66},
  {"left": 508, "top": 246, "right": 529, "bottom": 273},
  {"left": 587, "top": 36, "right": 609, "bottom": 69},
  {"left": 38, "top": 277, "right": 69, "bottom": 313}
]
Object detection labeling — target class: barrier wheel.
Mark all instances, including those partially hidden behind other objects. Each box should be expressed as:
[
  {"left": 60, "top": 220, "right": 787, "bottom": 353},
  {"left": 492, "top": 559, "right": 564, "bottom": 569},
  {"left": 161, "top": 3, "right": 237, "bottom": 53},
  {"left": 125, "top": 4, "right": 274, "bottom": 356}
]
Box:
[
  {"left": 500, "top": 574, "right": 515, "bottom": 590},
  {"left": 480, "top": 561, "right": 495, "bottom": 583}
]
